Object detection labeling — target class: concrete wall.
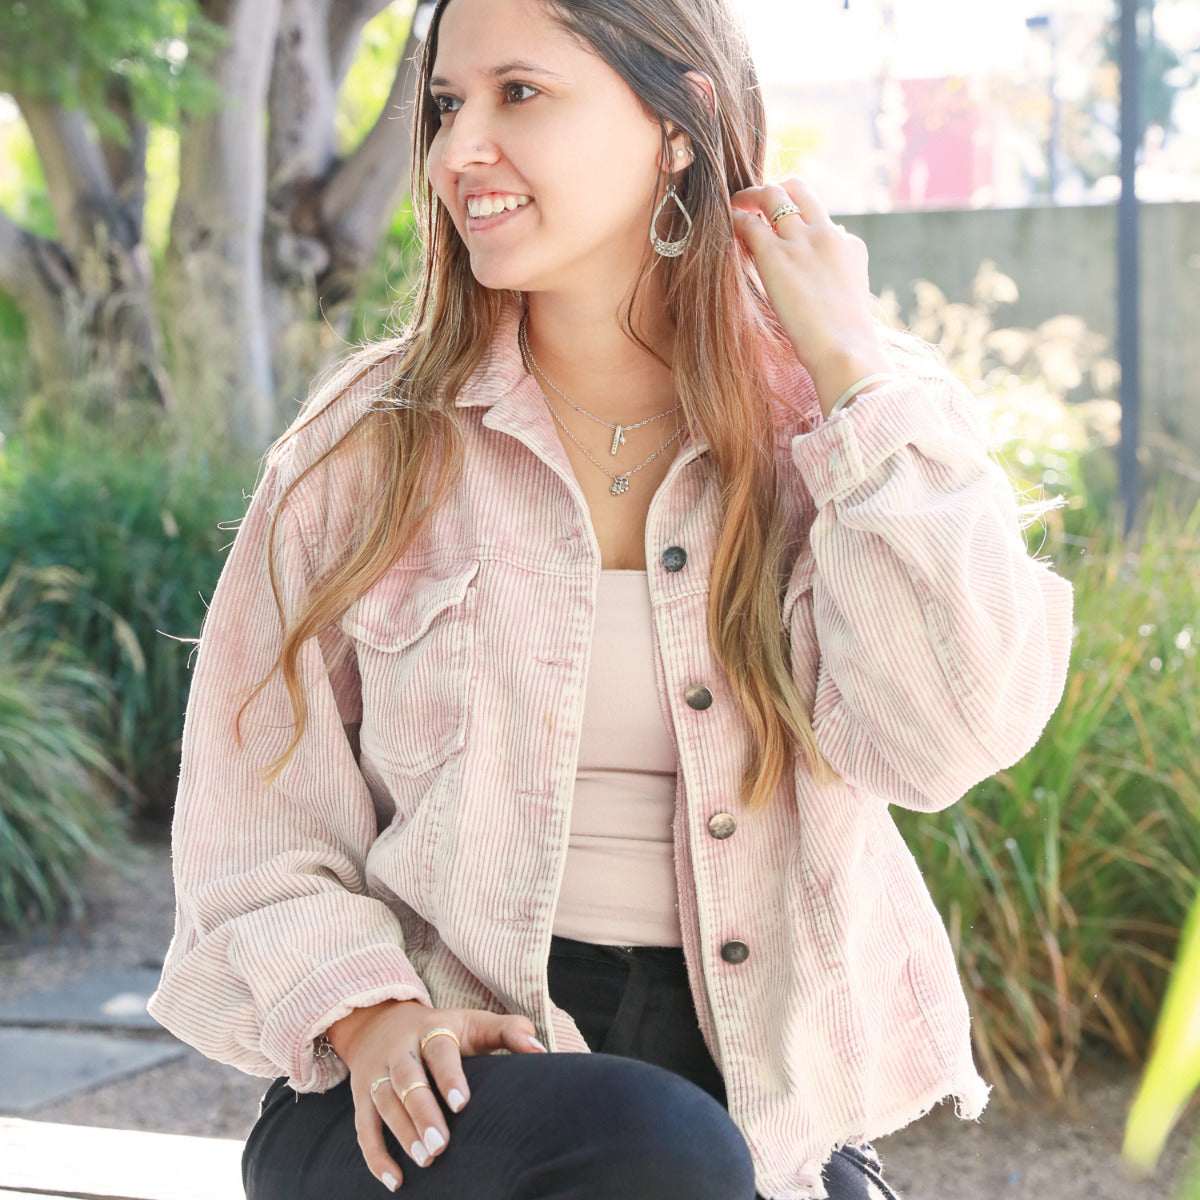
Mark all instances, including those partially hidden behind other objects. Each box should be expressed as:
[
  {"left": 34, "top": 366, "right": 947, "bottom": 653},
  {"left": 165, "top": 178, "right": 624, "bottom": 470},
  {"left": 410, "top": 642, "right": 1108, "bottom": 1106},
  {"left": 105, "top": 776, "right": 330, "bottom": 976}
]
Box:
[{"left": 838, "top": 202, "right": 1200, "bottom": 457}]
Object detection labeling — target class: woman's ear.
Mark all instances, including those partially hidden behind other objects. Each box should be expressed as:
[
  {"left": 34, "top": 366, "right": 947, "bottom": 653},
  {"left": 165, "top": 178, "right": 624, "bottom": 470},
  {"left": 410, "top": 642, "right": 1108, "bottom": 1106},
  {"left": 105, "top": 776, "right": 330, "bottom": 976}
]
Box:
[
  {"left": 663, "top": 71, "right": 716, "bottom": 173},
  {"left": 685, "top": 70, "right": 716, "bottom": 118}
]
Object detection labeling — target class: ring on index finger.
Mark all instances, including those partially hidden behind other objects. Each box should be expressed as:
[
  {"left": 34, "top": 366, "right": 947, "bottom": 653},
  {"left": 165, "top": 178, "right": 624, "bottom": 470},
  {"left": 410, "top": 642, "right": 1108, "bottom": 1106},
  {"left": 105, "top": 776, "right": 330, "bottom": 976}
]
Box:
[
  {"left": 419, "top": 1027, "right": 461, "bottom": 1056},
  {"left": 370, "top": 1075, "right": 392, "bottom": 1100},
  {"left": 769, "top": 202, "right": 803, "bottom": 230}
]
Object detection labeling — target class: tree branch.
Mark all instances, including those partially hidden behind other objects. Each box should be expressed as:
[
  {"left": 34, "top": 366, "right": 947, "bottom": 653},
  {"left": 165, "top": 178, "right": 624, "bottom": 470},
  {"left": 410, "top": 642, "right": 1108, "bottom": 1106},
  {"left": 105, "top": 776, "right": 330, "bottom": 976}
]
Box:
[
  {"left": 327, "top": 0, "right": 394, "bottom": 87},
  {"left": 15, "top": 96, "right": 124, "bottom": 259},
  {"left": 317, "top": 20, "right": 422, "bottom": 292},
  {"left": 100, "top": 80, "right": 148, "bottom": 244},
  {"left": 267, "top": 0, "right": 339, "bottom": 195}
]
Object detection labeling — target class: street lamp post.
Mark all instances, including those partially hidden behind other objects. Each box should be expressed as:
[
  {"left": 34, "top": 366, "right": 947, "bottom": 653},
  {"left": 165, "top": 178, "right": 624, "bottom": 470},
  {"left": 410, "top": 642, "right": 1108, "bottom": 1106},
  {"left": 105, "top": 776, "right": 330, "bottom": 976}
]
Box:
[{"left": 1118, "top": 0, "right": 1142, "bottom": 527}]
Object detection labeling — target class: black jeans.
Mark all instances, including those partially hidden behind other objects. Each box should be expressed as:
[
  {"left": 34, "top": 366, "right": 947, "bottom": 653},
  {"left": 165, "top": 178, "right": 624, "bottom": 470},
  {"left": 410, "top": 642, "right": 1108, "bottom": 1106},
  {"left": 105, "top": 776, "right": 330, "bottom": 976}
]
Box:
[{"left": 242, "top": 937, "right": 902, "bottom": 1199}]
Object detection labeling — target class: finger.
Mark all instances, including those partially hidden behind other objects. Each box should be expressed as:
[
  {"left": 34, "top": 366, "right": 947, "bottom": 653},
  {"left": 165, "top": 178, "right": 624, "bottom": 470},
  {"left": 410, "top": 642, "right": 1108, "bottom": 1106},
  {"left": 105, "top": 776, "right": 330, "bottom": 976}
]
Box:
[
  {"left": 353, "top": 1081, "right": 404, "bottom": 1192},
  {"left": 397, "top": 1075, "right": 450, "bottom": 1163},
  {"left": 376, "top": 1076, "right": 436, "bottom": 1169},
  {"left": 457, "top": 1010, "right": 546, "bottom": 1057},
  {"left": 730, "top": 207, "right": 777, "bottom": 255},
  {"left": 478, "top": 1011, "right": 549, "bottom": 1056},
  {"left": 777, "top": 176, "right": 834, "bottom": 226},
  {"left": 420, "top": 1031, "right": 471, "bottom": 1113},
  {"left": 729, "top": 183, "right": 795, "bottom": 222}
]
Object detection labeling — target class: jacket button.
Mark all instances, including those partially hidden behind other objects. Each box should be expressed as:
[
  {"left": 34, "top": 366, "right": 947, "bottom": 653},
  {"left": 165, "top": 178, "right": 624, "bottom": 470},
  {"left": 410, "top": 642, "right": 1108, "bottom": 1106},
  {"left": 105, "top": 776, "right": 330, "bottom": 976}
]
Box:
[
  {"left": 661, "top": 545, "right": 688, "bottom": 572},
  {"left": 720, "top": 940, "right": 750, "bottom": 964},
  {"left": 707, "top": 812, "right": 736, "bottom": 839},
  {"left": 685, "top": 684, "right": 713, "bottom": 710}
]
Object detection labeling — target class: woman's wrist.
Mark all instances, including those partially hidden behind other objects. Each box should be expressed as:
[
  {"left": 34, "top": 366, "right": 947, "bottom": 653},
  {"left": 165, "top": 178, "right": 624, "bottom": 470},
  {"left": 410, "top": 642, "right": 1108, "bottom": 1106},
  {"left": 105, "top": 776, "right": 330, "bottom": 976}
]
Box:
[
  {"left": 808, "top": 346, "right": 893, "bottom": 419},
  {"left": 326, "top": 999, "right": 407, "bottom": 1062}
]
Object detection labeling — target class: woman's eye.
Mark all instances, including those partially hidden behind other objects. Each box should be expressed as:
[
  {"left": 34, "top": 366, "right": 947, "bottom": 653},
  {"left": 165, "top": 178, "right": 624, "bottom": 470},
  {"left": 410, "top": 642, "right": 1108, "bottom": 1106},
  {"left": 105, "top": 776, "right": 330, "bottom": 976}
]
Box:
[
  {"left": 504, "top": 82, "right": 538, "bottom": 104},
  {"left": 432, "top": 94, "right": 460, "bottom": 115}
]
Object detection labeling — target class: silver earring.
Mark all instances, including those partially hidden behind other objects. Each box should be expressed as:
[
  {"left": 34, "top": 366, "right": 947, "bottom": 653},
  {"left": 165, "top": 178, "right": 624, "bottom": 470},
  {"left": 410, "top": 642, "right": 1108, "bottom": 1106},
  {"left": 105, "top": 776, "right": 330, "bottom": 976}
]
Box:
[{"left": 650, "top": 182, "right": 693, "bottom": 258}]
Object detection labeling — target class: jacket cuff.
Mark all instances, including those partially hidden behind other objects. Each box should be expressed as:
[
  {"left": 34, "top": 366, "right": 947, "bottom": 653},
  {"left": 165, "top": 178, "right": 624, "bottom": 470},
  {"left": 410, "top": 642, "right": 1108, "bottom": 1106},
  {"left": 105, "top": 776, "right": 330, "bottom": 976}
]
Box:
[
  {"left": 260, "top": 947, "right": 433, "bottom": 1092},
  {"left": 790, "top": 377, "right": 964, "bottom": 507}
]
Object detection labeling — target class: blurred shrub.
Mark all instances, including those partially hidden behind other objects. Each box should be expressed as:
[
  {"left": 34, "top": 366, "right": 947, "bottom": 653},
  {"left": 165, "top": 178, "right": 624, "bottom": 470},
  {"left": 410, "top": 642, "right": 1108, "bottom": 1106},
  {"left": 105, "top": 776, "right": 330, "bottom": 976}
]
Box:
[
  {"left": 898, "top": 496, "right": 1200, "bottom": 1099},
  {"left": 881, "top": 260, "right": 1122, "bottom": 537},
  {"left": 0, "top": 431, "right": 252, "bottom": 819},
  {"left": 0, "top": 564, "right": 129, "bottom": 933}
]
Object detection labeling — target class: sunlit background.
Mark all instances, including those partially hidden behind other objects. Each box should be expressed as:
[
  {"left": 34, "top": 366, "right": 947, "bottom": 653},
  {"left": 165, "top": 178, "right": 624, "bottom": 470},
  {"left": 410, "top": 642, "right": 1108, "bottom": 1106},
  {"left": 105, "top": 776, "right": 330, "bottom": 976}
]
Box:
[{"left": 737, "top": 0, "right": 1200, "bottom": 212}]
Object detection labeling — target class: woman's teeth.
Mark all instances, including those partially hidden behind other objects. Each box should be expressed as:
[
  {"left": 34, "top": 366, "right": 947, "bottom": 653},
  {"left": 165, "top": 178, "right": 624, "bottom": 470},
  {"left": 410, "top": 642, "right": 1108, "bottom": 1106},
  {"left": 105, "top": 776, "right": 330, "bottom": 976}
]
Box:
[{"left": 467, "top": 194, "right": 531, "bottom": 218}]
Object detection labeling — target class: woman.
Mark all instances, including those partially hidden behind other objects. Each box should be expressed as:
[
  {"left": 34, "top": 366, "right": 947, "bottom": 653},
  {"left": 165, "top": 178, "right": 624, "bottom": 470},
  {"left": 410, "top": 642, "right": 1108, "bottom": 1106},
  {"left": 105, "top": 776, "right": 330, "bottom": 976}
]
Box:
[{"left": 149, "top": 0, "right": 1073, "bottom": 1197}]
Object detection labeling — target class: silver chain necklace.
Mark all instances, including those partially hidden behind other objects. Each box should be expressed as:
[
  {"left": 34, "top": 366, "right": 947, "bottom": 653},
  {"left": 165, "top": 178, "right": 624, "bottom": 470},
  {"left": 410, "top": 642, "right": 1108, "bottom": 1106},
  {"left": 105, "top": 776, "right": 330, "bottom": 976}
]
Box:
[
  {"left": 519, "top": 320, "right": 682, "bottom": 456},
  {"left": 519, "top": 325, "right": 684, "bottom": 496}
]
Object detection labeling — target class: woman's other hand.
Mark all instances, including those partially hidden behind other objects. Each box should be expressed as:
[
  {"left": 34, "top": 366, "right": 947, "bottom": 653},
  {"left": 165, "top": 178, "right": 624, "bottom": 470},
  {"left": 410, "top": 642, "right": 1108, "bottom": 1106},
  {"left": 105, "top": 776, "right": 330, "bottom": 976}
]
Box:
[
  {"left": 730, "top": 177, "right": 893, "bottom": 418},
  {"left": 327, "top": 1000, "right": 547, "bottom": 1190}
]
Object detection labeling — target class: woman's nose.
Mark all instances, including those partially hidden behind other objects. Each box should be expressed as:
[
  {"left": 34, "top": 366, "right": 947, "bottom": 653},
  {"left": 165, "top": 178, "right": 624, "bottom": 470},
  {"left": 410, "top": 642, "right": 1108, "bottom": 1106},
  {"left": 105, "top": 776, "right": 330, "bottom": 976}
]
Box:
[{"left": 440, "top": 106, "right": 500, "bottom": 172}]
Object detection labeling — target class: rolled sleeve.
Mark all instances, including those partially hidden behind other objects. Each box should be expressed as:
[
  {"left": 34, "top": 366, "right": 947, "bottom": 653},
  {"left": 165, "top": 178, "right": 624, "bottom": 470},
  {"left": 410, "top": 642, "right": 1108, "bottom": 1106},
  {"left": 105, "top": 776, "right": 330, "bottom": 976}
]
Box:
[
  {"left": 148, "top": 454, "right": 431, "bottom": 1088},
  {"left": 790, "top": 373, "right": 1073, "bottom": 810}
]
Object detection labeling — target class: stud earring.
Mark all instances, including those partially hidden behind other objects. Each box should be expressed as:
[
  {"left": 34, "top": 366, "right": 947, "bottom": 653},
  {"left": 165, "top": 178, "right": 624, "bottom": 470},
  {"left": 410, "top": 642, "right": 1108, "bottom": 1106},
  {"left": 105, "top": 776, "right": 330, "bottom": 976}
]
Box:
[{"left": 650, "top": 182, "right": 693, "bottom": 258}]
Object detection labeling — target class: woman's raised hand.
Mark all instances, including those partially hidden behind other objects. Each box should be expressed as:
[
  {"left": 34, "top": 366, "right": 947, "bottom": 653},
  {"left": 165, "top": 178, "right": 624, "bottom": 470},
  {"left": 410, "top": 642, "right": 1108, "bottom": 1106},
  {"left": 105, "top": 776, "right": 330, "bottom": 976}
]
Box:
[
  {"left": 730, "top": 176, "right": 893, "bottom": 417},
  {"left": 328, "top": 999, "right": 547, "bottom": 1190}
]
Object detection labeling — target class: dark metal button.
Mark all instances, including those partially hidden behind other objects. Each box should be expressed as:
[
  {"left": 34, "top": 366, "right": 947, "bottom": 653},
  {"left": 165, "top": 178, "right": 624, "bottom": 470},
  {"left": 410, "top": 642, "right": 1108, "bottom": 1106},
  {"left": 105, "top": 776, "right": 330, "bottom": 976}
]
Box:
[
  {"left": 661, "top": 545, "right": 688, "bottom": 573},
  {"left": 707, "top": 812, "right": 737, "bottom": 839},
  {"left": 720, "top": 940, "right": 750, "bottom": 964},
  {"left": 684, "top": 684, "right": 713, "bottom": 710}
]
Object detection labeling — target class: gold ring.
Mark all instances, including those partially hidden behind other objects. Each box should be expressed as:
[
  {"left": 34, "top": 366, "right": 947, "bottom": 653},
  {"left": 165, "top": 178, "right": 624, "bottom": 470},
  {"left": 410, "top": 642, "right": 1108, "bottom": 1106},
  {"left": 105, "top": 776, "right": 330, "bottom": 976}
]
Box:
[
  {"left": 769, "top": 202, "right": 803, "bottom": 229},
  {"left": 398, "top": 1079, "right": 433, "bottom": 1105},
  {"left": 419, "top": 1027, "right": 461, "bottom": 1056},
  {"left": 369, "top": 1075, "right": 392, "bottom": 1099}
]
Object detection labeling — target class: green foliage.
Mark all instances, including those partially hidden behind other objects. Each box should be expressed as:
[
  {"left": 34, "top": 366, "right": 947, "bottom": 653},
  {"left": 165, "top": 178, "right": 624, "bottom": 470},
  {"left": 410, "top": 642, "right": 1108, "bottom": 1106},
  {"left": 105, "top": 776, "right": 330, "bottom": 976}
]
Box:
[
  {"left": 0, "top": 429, "right": 254, "bottom": 817},
  {"left": 883, "top": 259, "right": 1122, "bottom": 535},
  {"left": 898, "top": 497, "right": 1200, "bottom": 1099},
  {"left": 1125, "top": 889, "right": 1200, "bottom": 1178},
  {"left": 346, "top": 202, "right": 423, "bottom": 344},
  {"left": 0, "top": 564, "right": 129, "bottom": 934},
  {"left": 336, "top": 0, "right": 417, "bottom": 153},
  {"left": 0, "top": 0, "right": 224, "bottom": 143}
]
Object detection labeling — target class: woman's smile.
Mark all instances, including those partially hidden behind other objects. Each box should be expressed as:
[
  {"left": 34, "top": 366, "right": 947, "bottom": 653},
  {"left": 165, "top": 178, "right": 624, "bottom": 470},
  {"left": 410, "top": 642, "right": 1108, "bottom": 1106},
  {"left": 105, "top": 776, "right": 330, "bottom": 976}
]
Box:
[{"left": 464, "top": 194, "right": 534, "bottom": 232}]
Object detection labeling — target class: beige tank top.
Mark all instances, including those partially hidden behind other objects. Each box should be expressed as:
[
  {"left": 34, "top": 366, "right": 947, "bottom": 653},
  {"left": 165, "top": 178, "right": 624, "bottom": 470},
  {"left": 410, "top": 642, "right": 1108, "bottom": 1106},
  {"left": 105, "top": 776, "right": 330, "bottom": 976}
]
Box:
[{"left": 552, "top": 570, "right": 684, "bottom": 947}]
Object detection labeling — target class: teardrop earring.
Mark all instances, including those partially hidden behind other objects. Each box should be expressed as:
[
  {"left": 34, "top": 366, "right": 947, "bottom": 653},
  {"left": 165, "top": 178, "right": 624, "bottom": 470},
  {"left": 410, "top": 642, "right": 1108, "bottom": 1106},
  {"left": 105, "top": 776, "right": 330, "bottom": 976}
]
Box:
[{"left": 649, "top": 183, "right": 693, "bottom": 258}]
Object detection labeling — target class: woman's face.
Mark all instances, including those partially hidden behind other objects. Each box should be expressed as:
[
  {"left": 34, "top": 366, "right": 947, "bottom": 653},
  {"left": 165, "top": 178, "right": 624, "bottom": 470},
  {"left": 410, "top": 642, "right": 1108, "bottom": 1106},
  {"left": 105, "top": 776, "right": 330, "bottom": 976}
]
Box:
[{"left": 426, "top": 0, "right": 670, "bottom": 297}]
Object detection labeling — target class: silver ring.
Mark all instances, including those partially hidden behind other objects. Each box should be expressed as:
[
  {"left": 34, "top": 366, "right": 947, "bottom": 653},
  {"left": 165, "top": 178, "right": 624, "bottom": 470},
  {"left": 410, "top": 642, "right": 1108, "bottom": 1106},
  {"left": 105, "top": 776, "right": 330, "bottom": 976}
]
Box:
[{"left": 370, "top": 1075, "right": 392, "bottom": 1099}]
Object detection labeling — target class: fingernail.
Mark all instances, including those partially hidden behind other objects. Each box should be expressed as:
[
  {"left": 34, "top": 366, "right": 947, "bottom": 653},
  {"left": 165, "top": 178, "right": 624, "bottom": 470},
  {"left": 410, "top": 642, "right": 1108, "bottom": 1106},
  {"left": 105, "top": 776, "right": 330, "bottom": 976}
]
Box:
[
  {"left": 528, "top": 1036, "right": 548, "bottom": 1052},
  {"left": 381, "top": 1171, "right": 399, "bottom": 1192},
  {"left": 411, "top": 1140, "right": 431, "bottom": 1167},
  {"left": 447, "top": 1087, "right": 466, "bottom": 1112},
  {"left": 424, "top": 1127, "right": 445, "bottom": 1154}
]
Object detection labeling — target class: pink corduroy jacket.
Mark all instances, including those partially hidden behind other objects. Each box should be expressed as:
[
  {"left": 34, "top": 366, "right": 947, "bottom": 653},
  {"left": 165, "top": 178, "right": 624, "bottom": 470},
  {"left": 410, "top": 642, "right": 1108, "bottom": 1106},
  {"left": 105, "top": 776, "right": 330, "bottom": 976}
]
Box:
[{"left": 149, "top": 306, "right": 1073, "bottom": 1200}]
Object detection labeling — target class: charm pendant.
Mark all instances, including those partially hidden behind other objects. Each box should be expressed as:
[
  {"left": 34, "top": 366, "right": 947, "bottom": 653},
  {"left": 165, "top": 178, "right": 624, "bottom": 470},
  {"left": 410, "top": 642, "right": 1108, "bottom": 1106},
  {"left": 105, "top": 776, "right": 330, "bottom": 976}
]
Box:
[
  {"left": 610, "top": 425, "right": 626, "bottom": 455},
  {"left": 610, "top": 474, "right": 631, "bottom": 496}
]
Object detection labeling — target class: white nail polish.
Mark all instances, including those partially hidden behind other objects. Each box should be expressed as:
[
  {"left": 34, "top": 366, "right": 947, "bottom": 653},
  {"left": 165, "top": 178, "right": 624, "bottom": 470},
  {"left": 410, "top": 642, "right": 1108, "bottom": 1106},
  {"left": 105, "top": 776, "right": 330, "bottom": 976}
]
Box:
[
  {"left": 528, "top": 1035, "right": 548, "bottom": 1052},
  {"left": 447, "top": 1087, "right": 466, "bottom": 1111},
  {"left": 381, "top": 1171, "right": 399, "bottom": 1192},
  {"left": 424, "top": 1127, "right": 445, "bottom": 1153},
  {"left": 411, "top": 1140, "right": 431, "bottom": 1167}
]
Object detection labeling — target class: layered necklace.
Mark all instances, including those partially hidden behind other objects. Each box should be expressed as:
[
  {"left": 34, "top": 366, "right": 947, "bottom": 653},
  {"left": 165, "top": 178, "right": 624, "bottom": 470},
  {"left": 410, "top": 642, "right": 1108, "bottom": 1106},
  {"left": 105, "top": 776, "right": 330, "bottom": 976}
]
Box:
[{"left": 518, "top": 319, "right": 684, "bottom": 497}]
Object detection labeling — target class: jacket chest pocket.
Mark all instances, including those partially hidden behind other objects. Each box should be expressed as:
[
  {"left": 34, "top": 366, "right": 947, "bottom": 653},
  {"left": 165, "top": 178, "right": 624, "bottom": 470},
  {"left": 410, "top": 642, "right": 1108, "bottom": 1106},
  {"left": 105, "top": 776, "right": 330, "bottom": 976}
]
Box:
[{"left": 342, "top": 561, "right": 481, "bottom": 777}]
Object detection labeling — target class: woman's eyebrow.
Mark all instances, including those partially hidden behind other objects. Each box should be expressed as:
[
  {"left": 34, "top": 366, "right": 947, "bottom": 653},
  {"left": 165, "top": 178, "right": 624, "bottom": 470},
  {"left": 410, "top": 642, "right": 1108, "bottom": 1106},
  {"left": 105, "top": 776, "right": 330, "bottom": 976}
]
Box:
[{"left": 430, "top": 60, "right": 569, "bottom": 88}]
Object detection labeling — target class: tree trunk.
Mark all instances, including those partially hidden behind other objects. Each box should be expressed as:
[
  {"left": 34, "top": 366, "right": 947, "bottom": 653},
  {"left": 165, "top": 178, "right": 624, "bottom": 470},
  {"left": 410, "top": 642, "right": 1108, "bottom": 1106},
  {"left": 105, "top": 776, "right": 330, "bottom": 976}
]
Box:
[
  {"left": 261, "top": 1, "right": 426, "bottom": 413},
  {"left": 165, "top": 0, "right": 282, "bottom": 452},
  {"left": 3, "top": 97, "right": 172, "bottom": 413}
]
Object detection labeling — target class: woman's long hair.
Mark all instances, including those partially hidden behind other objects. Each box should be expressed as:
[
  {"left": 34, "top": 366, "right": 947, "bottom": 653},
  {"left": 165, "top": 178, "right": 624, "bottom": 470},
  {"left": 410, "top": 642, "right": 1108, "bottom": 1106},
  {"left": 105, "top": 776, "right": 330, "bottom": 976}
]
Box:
[{"left": 252, "top": 0, "right": 852, "bottom": 807}]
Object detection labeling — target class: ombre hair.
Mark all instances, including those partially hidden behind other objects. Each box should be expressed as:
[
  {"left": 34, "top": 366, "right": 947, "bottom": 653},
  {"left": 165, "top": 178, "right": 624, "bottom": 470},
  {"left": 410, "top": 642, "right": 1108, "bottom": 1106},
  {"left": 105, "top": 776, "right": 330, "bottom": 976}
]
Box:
[{"left": 250, "top": 0, "right": 910, "bottom": 806}]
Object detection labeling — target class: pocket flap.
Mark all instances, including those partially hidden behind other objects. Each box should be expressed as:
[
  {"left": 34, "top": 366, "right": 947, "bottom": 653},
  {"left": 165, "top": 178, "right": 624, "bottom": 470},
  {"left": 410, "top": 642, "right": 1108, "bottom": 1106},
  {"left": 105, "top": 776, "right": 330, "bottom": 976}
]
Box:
[{"left": 342, "top": 560, "right": 481, "bottom": 652}]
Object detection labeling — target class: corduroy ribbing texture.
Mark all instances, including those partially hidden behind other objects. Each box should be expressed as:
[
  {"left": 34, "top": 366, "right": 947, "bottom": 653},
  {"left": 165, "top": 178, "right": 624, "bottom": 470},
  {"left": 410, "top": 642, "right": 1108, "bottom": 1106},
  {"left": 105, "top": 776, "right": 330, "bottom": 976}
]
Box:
[{"left": 149, "top": 308, "right": 1073, "bottom": 1199}]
